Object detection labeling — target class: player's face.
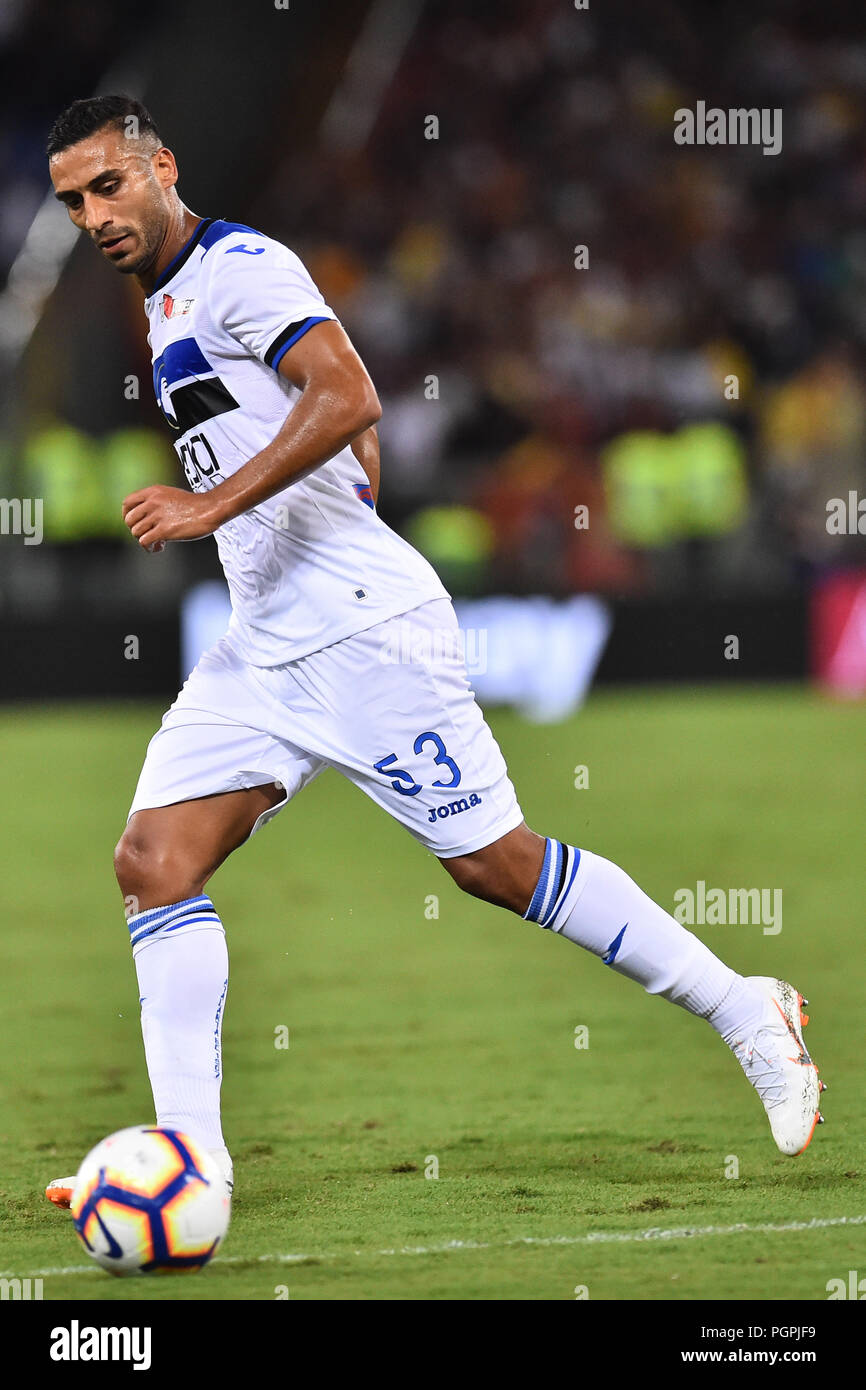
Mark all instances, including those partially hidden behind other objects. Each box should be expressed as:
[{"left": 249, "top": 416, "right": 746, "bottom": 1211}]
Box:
[{"left": 50, "top": 128, "right": 176, "bottom": 278}]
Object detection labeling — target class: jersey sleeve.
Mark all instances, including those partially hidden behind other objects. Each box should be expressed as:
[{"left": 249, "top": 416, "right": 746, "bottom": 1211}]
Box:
[{"left": 206, "top": 237, "right": 338, "bottom": 372}]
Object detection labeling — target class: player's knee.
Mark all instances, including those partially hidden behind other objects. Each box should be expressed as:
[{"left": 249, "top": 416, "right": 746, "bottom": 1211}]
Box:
[
  {"left": 113, "top": 828, "right": 204, "bottom": 906},
  {"left": 441, "top": 824, "right": 546, "bottom": 914},
  {"left": 443, "top": 853, "right": 520, "bottom": 910}
]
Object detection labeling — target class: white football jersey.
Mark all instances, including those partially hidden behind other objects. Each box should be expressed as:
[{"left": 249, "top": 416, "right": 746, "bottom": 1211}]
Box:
[{"left": 144, "top": 217, "right": 448, "bottom": 665}]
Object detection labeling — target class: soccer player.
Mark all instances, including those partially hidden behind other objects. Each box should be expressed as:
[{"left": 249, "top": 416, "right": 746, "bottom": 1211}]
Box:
[{"left": 44, "top": 97, "right": 823, "bottom": 1207}]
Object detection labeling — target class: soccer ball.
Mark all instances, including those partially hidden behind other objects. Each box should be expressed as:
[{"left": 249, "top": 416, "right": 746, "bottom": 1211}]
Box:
[{"left": 70, "top": 1125, "right": 230, "bottom": 1276}]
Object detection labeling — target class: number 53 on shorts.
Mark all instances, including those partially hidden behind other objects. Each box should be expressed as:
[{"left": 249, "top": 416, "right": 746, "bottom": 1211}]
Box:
[{"left": 373, "top": 731, "right": 461, "bottom": 796}]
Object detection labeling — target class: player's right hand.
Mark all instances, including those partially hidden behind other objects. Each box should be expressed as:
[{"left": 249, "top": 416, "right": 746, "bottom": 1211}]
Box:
[{"left": 122, "top": 484, "right": 220, "bottom": 546}]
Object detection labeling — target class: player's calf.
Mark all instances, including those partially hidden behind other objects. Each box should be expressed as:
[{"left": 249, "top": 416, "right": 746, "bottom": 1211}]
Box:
[
  {"left": 110, "top": 788, "right": 281, "bottom": 1191},
  {"left": 442, "top": 828, "right": 825, "bottom": 1154}
]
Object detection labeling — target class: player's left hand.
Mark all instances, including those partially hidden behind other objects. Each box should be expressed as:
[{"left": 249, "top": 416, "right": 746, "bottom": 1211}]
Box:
[{"left": 121, "top": 486, "right": 220, "bottom": 548}]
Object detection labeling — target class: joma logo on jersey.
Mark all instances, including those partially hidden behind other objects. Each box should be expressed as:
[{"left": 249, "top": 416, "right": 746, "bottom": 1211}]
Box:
[
  {"left": 427, "top": 794, "right": 482, "bottom": 824},
  {"left": 161, "top": 293, "right": 195, "bottom": 320}
]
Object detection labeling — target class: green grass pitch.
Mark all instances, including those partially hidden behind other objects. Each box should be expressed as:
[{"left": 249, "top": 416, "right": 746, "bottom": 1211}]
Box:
[{"left": 0, "top": 685, "right": 863, "bottom": 1301}]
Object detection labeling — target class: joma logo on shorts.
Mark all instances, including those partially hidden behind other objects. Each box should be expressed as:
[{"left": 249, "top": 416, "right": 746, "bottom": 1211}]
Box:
[{"left": 427, "top": 794, "right": 482, "bottom": 824}]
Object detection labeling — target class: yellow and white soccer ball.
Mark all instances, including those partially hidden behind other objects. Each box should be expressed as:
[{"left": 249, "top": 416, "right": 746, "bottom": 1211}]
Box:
[{"left": 71, "top": 1125, "right": 230, "bottom": 1276}]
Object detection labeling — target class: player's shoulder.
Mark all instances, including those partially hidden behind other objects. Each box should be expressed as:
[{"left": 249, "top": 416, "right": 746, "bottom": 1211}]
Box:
[{"left": 199, "top": 219, "right": 302, "bottom": 277}]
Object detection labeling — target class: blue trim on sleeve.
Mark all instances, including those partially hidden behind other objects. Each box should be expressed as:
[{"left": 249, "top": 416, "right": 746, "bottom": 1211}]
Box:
[{"left": 269, "top": 316, "right": 330, "bottom": 372}]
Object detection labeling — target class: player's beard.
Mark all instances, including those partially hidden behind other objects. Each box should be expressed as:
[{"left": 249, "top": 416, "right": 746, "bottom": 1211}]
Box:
[{"left": 100, "top": 217, "right": 163, "bottom": 277}]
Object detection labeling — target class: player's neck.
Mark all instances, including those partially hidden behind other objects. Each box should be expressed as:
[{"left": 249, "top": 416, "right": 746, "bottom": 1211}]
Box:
[{"left": 138, "top": 206, "right": 205, "bottom": 296}]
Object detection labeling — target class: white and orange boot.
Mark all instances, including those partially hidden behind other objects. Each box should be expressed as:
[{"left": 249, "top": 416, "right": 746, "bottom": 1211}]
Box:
[
  {"left": 729, "top": 977, "right": 826, "bottom": 1155},
  {"left": 45, "top": 1177, "right": 76, "bottom": 1210}
]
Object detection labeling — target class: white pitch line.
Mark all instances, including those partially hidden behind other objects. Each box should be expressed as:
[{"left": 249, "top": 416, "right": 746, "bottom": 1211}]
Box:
[{"left": 8, "top": 1212, "right": 866, "bottom": 1279}]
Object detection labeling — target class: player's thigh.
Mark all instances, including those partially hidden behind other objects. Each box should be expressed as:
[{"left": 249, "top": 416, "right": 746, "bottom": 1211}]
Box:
[
  {"left": 116, "top": 784, "right": 285, "bottom": 908},
  {"left": 288, "top": 599, "right": 525, "bottom": 859},
  {"left": 118, "top": 642, "right": 326, "bottom": 906}
]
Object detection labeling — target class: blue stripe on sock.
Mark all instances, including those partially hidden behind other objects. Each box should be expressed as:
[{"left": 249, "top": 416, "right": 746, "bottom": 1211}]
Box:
[
  {"left": 128, "top": 897, "right": 221, "bottom": 948},
  {"left": 523, "top": 838, "right": 555, "bottom": 922},
  {"left": 541, "top": 847, "right": 581, "bottom": 928},
  {"left": 163, "top": 914, "right": 222, "bottom": 933},
  {"left": 131, "top": 915, "right": 221, "bottom": 948},
  {"left": 126, "top": 894, "right": 212, "bottom": 937},
  {"left": 543, "top": 840, "right": 563, "bottom": 921},
  {"left": 130, "top": 919, "right": 171, "bottom": 948},
  {"left": 541, "top": 842, "right": 568, "bottom": 924}
]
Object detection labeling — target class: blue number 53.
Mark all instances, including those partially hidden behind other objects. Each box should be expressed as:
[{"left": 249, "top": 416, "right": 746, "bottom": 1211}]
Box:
[{"left": 373, "top": 731, "right": 462, "bottom": 795}]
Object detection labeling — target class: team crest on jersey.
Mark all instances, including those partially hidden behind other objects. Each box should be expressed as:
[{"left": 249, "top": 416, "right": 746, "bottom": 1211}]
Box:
[{"left": 161, "top": 293, "right": 195, "bottom": 320}]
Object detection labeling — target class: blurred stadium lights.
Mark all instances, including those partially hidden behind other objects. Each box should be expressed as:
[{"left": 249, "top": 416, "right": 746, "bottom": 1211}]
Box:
[
  {"left": 0, "top": 64, "right": 143, "bottom": 379},
  {"left": 320, "top": 0, "right": 425, "bottom": 154},
  {"left": 0, "top": 195, "right": 76, "bottom": 371},
  {"left": 2, "top": 1, "right": 864, "bottom": 704}
]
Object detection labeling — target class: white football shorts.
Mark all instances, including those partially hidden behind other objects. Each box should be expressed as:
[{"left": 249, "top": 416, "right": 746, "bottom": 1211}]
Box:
[{"left": 128, "top": 598, "right": 524, "bottom": 857}]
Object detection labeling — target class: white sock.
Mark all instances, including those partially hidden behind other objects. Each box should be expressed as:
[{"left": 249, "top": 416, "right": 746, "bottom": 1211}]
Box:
[
  {"left": 525, "top": 842, "right": 765, "bottom": 1040},
  {"left": 128, "top": 896, "right": 229, "bottom": 1152}
]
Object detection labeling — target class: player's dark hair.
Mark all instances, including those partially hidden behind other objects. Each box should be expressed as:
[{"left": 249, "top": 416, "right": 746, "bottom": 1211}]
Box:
[{"left": 46, "top": 95, "right": 162, "bottom": 158}]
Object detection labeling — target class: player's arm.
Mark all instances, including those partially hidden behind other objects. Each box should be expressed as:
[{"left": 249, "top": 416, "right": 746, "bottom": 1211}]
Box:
[{"left": 122, "top": 321, "right": 380, "bottom": 548}]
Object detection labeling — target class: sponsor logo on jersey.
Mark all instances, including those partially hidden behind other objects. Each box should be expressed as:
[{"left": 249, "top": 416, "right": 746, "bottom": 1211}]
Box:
[{"left": 160, "top": 293, "right": 195, "bottom": 320}]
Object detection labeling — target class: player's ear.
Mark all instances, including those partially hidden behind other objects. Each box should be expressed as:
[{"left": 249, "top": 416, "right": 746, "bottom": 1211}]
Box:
[{"left": 153, "top": 146, "right": 178, "bottom": 191}]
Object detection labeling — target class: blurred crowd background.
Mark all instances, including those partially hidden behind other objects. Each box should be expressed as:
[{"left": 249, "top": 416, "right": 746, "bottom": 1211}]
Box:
[
  {"left": 271, "top": 0, "right": 866, "bottom": 598},
  {"left": 1, "top": 0, "right": 865, "bottom": 691}
]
